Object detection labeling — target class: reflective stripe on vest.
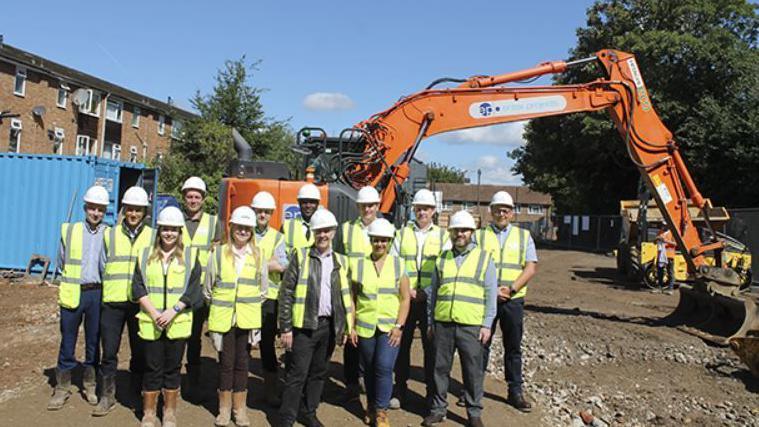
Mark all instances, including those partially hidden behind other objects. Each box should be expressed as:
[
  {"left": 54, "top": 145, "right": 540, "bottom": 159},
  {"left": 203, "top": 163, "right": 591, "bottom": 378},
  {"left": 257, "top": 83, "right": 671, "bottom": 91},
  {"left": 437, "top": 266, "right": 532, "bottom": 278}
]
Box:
[
  {"left": 136, "top": 247, "right": 195, "bottom": 340},
  {"left": 292, "top": 249, "right": 353, "bottom": 332},
  {"left": 257, "top": 227, "right": 284, "bottom": 300},
  {"left": 103, "top": 225, "right": 154, "bottom": 302},
  {"left": 476, "top": 225, "right": 529, "bottom": 299},
  {"left": 59, "top": 222, "right": 86, "bottom": 309},
  {"left": 398, "top": 223, "right": 446, "bottom": 290},
  {"left": 342, "top": 219, "right": 372, "bottom": 259},
  {"left": 182, "top": 212, "right": 217, "bottom": 285},
  {"left": 434, "top": 247, "right": 490, "bottom": 326},
  {"left": 283, "top": 218, "right": 314, "bottom": 250},
  {"left": 208, "top": 244, "right": 262, "bottom": 332},
  {"left": 351, "top": 255, "right": 402, "bottom": 338}
]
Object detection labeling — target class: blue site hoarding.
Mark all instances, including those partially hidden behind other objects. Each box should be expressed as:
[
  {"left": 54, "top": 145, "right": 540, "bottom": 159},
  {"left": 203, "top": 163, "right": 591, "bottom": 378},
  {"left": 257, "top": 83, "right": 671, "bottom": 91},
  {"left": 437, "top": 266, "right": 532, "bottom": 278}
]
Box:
[{"left": 0, "top": 153, "right": 158, "bottom": 271}]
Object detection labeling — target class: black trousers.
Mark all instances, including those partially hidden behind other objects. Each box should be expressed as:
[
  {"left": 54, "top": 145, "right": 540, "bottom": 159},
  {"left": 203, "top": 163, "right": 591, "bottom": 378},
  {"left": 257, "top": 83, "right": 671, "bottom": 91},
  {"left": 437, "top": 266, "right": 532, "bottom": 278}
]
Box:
[
  {"left": 218, "top": 327, "right": 250, "bottom": 392},
  {"left": 279, "top": 318, "right": 336, "bottom": 425},
  {"left": 100, "top": 302, "right": 144, "bottom": 378},
  {"left": 143, "top": 334, "right": 186, "bottom": 391},
  {"left": 261, "top": 299, "right": 279, "bottom": 373},
  {"left": 343, "top": 338, "right": 361, "bottom": 385},
  {"left": 484, "top": 298, "right": 525, "bottom": 395},
  {"left": 395, "top": 300, "right": 435, "bottom": 398},
  {"left": 186, "top": 304, "right": 208, "bottom": 367}
]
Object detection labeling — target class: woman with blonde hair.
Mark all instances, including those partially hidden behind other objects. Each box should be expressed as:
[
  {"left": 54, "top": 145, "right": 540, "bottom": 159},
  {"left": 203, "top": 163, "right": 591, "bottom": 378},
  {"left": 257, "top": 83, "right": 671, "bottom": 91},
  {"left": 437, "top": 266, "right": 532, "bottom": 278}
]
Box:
[{"left": 132, "top": 206, "right": 201, "bottom": 427}]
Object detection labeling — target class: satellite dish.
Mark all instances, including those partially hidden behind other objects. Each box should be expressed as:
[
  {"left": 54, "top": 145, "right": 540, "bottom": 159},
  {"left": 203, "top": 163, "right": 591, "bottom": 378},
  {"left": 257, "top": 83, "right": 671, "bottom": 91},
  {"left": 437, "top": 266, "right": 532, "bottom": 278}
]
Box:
[
  {"left": 72, "top": 88, "right": 89, "bottom": 106},
  {"left": 32, "top": 105, "right": 46, "bottom": 117}
]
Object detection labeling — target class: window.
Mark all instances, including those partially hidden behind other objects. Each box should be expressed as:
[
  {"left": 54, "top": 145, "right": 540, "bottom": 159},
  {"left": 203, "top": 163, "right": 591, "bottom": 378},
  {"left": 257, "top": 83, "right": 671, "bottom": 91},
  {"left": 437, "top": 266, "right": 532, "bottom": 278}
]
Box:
[
  {"left": 57, "top": 83, "right": 69, "bottom": 108},
  {"left": 513, "top": 205, "right": 522, "bottom": 214},
  {"left": 14, "top": 67, "right": 26, "bottom": 96},
  {"left": 8, "top": 119, "right": 22, "bottom": 152},
  {"left": 528, "top": 205, "right": 544, "bottom": 214},
  {"left": 102, "top": 141, "right": 120, "bottom": 160},
  {"left": 131, "top": 106, "right": 140, "bottom": 128},
  {"left": 129, "top": 146, "right": 138, "bottom": 162},
  {"left": 170, "top": 119, "right": 183, "bottom": 139},
  {"left": 79, "top": 89, "right": 102, "bottom": 116},
  {"left": 158, "top": 114, "right": 165, "bottom": 135},
  {"left": 106, "top": 99, "right": 123, "bottom": 122},
  {"left": 76, "top": 135, "right": 93, "bottom": 156},
  {"left": 53, "top": 127, "right": 65, "bottom": 154}
]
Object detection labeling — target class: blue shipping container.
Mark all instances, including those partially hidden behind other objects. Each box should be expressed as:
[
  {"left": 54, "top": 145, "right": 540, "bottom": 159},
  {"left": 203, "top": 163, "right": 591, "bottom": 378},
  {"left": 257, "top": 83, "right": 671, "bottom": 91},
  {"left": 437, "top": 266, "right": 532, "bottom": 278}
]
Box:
[{"left": 0, "top": 153, "right": 158, "bottom": 271}]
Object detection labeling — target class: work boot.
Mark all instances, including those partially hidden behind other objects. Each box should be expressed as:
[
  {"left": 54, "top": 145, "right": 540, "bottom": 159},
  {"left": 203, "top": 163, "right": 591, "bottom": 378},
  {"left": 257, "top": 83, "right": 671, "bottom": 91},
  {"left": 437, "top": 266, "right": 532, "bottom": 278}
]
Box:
[
  {"left": 214, "top": 390, "right": 232, "bottom": 426},
  {"left": 162, "top": 388, "right": 179, "bottom": 427},
  {"left": 421, "top": 413, "right": 446, "bottom": 426},
  {"left": 232, "top": 391, "right": 250, "bottom": 426},
  {"left": 375, "top": 409, "right": 390, "bottom": 427},
  {"left": 92, "top": 375, "right": 116, "bottom": 416},
  {"left": 82, "top": 366, "right": 98, "bottom": 405},
  {"left": 263, "top": 371, "right": 281, "bottom": 407},
  {"left": 140, "top": 390, "right": 160, "bottom": 427},
  {"left": 47, "top": 368, "right": 72, "bottom": 410},
  {"left": 508, "top": 393, "right": 533, "bottom": 413},
  {"left": 297, "top": 413, "right": 325, "bottom": 427},
  {"left": 468, "top": 416, "right": 485, "bottom": 427}
]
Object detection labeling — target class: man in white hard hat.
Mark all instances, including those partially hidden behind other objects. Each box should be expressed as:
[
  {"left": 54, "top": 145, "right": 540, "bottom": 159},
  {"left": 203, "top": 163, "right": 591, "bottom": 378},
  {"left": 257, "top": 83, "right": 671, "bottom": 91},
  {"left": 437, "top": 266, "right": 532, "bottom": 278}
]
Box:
[
  {"left": 335, "top": 185, "right": 383, "bottom": 401},
  {"left": 179, "top": 176, "right": 221, "bottom": 400},
  {"left": 282, "top": 183, "right": 321, "bottom": 251},
  {"left": 278, "top": 208, "right": 354, "bottom": 427},
  {"left": 423, "top": 210, "right": 497, "bottom": 427},
  {"left": 475, "top": 190, "right": 537, "bottom": 412},
  {"left": 251, "top": 191, "right": 288, "bottom": 407},
  {"left": 48, "top": 185, "right": 110, "bottom": 411},
  {"left": 389, "top": 188, "right": 450, "bottom": 409},
  {"left": 94, "top": 186, "right": 155, "bottom": 417}
]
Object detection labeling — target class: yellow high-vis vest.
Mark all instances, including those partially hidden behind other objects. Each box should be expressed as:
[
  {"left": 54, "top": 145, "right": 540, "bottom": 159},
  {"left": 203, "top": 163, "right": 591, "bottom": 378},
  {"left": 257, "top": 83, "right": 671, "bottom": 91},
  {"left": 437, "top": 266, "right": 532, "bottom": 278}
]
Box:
[
  {"left": 341, "top": 218, "right": 372, "bottom": 259},
  {"left": 283, "top": 217, "right": 314, "bottom": 250},
  {"left": 291, "top": 248, "right": 353, "bottom": 332},
  {"left": 207, "top": 245, "right": 263, "bottom": 332},
  {"left": 58, "top": 222, "right": 110, "bottom": 309},
  {"left": 103, "top": 225, "right": 154, "bottom": 303},
  {"left": 136, "top": 247, "right": 195, "bottom": 340},
  {"left": 256, "top": 227, "right": 284, "bottom": 300},
  {"left": 351, "top": 255, "right": 403, "bottom": 339},
  {"left": 434, "top": 247, "right": 491, "bottom": 326},
  {"left": 397, "top": 223, "right": 447, "bottom": 289},
  {"left": 182, "top": 212, "right": 217, "bottom": 284},
  {"left": 476, "top": 225, "right": 529, "bottom": 299}
]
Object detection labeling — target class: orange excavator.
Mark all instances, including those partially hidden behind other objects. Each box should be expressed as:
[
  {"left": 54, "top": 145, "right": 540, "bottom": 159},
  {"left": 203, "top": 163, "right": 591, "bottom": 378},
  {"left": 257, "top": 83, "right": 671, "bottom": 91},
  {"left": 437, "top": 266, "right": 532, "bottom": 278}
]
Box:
[{"left": 220, "top": 49, "right": 758, "bottom": 376}]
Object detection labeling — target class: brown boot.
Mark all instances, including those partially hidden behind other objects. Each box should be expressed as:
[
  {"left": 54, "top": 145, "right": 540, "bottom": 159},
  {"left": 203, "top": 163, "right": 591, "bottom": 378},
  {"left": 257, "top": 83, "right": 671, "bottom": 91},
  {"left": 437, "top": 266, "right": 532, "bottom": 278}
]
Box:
[
  {"left": 376, "top": 409, "right": 390, "bottom": 427},
  {"left": 162, "top": 388, "right": 179, "bottom": 427},
  {"left": 47, "top": 369, "right": 72, "bottom": 411},
  {"left": 83, "top": 366, "right": 98, "bottom": 405},
  {"left": 263, "top": 371, "right": 281, "bottom": 407},
  {"left": 140, "top": 390, "right": 160, "bottom": 427},
  {"left": 232, "top": 391, "right": 250, "bottom": 427},
  {"left": 215, "top": 390, "right": 232, "bottom": 426}
]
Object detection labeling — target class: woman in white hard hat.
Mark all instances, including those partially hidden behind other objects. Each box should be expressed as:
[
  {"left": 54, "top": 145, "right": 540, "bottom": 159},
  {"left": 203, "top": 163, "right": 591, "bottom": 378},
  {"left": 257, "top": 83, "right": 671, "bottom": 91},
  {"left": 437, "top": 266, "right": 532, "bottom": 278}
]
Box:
[
  {"left": 131, "top": 206, "right": 202, "bottom": 427},
  {"left": 206, "top": 206, "right": 278, "bottom": 427},
  {"left": 349, "top": 218, "right": 410, "bottom": 427}
]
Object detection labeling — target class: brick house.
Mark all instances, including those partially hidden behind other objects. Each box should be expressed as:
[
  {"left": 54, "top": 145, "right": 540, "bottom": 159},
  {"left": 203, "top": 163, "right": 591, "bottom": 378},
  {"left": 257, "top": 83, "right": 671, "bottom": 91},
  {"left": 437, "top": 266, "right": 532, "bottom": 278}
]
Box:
[{"left": 0, "top": 39, "right": 195, "bottom": 162}]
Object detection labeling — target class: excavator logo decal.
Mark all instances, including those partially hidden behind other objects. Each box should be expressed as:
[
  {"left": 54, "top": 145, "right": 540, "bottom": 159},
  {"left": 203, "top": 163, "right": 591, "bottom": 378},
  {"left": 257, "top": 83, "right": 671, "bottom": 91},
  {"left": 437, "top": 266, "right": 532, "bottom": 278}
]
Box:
[
  {"left": 283, "top": 204, "right": 302, "bottom": 221},
  {"left": 626, "top": 58, "right": 652, "bottom": 112},
  {"left": 469, "top": 96, "right": 567, "bottom": 119}
]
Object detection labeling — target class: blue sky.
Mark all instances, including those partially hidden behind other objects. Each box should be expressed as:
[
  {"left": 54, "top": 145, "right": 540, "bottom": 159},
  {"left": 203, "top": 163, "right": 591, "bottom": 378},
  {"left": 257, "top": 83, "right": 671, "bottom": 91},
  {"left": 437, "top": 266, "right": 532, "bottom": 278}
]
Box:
[{"left": 2, "top": 0, "right": 596, "bottom": 184}]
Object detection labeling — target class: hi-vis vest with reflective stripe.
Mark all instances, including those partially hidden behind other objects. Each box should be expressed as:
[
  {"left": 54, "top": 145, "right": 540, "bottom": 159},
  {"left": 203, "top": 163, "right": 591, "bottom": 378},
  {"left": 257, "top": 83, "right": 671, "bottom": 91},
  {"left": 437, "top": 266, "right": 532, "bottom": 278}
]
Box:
[
  {"left": 208, "top": 245, "right": 263, "bottom": 332},
  {"left": 58, "top": 222, "right": 109, "bottom": 309},
  {"left": 256, "top": 227, "right": 284, "bottom": 300},
  {"left": 136, "top": 247, "right": 195, "bottom": 341},
  {"left": 476, "top": 225, "right": 529, "bottom": 299},
  {"left": 398, "top": 223, "right": 446, "bottom": 289},
  {"left": 350, "top": 255, "right": 402, "bottom": 339},
  {"left": 341, "top": 219, "right": 372, "bottom": 259},
  {"left": 103, "top": 225, "right": 154, "bottom": 303},
  {"left": 283, "top": 217, "right": 313, "bottom": 250},
  {"left": 434, "top": 247, "right": 491, "bottom": 326},
  {"left": 182, "top": 212, "right": 217, "bottom": 284},
  {"left": 292, "top": 248, "right": 353, "bottom": 332}
]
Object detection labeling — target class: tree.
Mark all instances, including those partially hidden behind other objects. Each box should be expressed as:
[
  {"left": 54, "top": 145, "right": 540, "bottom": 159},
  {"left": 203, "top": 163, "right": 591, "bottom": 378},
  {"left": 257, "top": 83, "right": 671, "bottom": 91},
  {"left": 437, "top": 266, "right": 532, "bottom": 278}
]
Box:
[
  {"left": 427, "top": 162, "right": 468, "bottom": 184},
  {"left": 511, "top": 0, "right": 759, "bottom": 213},
  {"left": 159, "top": 57, "right": 298, "bottom": 212}
]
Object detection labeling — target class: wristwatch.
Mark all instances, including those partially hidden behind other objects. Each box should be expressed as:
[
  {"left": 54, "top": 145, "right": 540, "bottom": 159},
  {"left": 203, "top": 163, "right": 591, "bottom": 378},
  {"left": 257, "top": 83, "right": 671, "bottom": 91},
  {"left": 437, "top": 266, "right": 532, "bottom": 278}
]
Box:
[
  {"left": 394, "top": 323, "right": 404, "bottom": 330},
  {"left": 172, "top": 304, "right": 182, "bottom": 313}
]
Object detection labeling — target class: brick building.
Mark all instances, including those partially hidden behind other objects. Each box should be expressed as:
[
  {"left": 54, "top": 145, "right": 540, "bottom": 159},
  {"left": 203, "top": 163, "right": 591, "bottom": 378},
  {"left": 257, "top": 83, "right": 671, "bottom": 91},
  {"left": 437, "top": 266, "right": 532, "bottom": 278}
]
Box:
[{"left": 0, "top": 39, "right": 195, "bottom": 162}]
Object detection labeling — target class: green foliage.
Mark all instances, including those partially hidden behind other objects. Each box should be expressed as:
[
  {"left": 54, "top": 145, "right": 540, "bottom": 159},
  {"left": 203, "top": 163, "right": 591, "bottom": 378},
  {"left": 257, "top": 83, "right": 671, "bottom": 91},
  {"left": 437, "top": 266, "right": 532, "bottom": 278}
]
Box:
[
  {"left": 511, "top": 0, "right": 759, "bottom": 213},
  {"left": 427, "top": 162, "right": 468, "bottom": 184}
]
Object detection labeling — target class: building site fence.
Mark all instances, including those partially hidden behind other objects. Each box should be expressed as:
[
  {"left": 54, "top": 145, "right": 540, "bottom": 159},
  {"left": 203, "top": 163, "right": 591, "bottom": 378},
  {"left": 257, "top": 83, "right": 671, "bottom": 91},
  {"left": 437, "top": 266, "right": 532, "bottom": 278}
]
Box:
[{"left": 540, "top": 214, "right": 623, "bottom": 252}]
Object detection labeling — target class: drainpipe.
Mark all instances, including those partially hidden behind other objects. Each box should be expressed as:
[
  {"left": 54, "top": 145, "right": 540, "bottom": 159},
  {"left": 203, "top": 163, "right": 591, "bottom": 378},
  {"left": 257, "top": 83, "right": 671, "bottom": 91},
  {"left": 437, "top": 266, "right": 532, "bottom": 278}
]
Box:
[{"left": 98, "top": 92, "right": 110, "bottom": 157}]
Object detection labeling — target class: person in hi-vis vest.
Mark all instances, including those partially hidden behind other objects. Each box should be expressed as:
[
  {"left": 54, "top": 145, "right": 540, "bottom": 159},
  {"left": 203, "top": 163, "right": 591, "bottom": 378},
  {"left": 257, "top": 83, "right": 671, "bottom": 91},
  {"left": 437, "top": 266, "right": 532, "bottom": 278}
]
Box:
[
  {"left": 475, "top": 191, "right": 537, "bottom": 413},
  {"left": 94, "top": 186, "right": 155, "bottom": 417},
  {"left": 348, "top": 218, "right": 410, "bottom": 427},
  {"left": 132, "top": 206, "right": 201, "bottom": 427},
  {"left": 179, "top": 176, "right": 221, "bottom": 400},
  {"left": 281, "top": 183, "right": 321, "bottom": 251},
  {"left": 48, "top": 185, "right": 110, "bottom": 411},
  {"left": 278, "top": 209, "right": 354, "bottom": 427}
]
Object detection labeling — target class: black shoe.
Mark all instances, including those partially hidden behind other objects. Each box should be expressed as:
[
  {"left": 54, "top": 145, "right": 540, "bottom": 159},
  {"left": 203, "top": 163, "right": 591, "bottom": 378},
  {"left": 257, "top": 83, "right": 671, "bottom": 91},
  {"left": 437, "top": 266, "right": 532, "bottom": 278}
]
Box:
[
  {"left": 297, "top": 413, "right": 325, "bottom": 427},
  {"left": 456, "top": 390, "right": 466, "bottom": 407},
  {"left": 508, "top": 393, "right": 533, "bottom": 413},
  {"left": 468, "top": 417, "right": 485, "bottom": 427},
  {"left": 422, "top": 413, "right": 446, "bottom": 426}
]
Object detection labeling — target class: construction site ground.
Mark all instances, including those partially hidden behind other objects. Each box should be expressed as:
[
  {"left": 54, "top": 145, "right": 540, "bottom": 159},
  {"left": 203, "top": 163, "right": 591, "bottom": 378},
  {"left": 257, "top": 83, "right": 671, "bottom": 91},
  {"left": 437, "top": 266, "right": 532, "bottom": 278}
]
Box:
[{"left": 0, "top": 248, "right": 757, "bottom": 426}]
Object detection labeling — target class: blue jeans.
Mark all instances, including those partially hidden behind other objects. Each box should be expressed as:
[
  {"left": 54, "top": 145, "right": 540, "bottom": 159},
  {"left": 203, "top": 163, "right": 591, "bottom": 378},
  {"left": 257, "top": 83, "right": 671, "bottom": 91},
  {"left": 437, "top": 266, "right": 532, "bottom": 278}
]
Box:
[
  {"left": 358, "top": 330, "right": 400, "bottom": 410},
  {"left": 57, "top": 288, "right": 102, "bottom": 371}
]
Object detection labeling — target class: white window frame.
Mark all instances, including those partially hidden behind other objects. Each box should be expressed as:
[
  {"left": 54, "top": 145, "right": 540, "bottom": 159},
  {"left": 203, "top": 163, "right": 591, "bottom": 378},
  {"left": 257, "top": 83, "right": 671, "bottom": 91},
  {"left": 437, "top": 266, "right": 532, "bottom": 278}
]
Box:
[
  {"left": 513, "top": 205, "right": 522, "bottom": 214},
  {"left": 106, "top": 99, "right": 123, "bottom": 123},
  {"left": 75, "top": 135, "right": 92, "bottom": 156},
  {"left": 170, "top": 118, "right": 182, "bottom": 139},
  {"left": 158, "top": 114, "right": 165, "bottom": 135},
  {"left": 131, "top": 106, "right": 140, "bottom": 128},
  {"left": 79, "top": 89, "right": 102, "bottom": 117},
  {"left": 129, "top": 145, "right": 138, "bottom": 162},
  {"left": 53, "top": 127, "right": 65, "bottom": 154},
  {"left": 528, "top": 205, "right": 544, "bottom": 215},
  {"left": 8, "top": 119, "right": 22, "bottom": 152},
  {"left": 14, "top": 67, "right": 26, "bottom": 96},
  {"left": 102, "top": 141, "right": 122, "bottom": 160},
  {"left": 57, "top": 83, "right": 69, "bottom": 109}
]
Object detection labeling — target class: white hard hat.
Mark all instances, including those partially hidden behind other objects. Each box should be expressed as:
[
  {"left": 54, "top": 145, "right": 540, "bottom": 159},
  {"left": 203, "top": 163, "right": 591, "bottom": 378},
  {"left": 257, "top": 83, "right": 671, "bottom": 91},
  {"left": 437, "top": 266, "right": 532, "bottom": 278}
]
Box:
[
  {"left": 181, "top": 176, "right": 207, "bottom": 194},
  {"left": 297, "top": 183, "right": 321, "bottom": 201},
  {"left": 121, "top": 186, "right": 150, "bottom": 207},
  {"left": 367, "top": 218, "right": 395, "bottom": 239},
  {"left": 309, "top": 208, "right": 338, "bottom": 231},
  {"left": 83, "top": 185, "right": 109, "bottom": 206},
  {"left": 156, "top": 206, "right": 185, "bottom": 227},
  {"left": 230, "top": 206, "right": 256, "bottom": 228},
  {"left": 449, "top": 210, "right": 476, "bottom": 230},
  {"left": 251, "top": 191, "right": 276, "bottom": 210},
  {"left": 356, "top": 186, "right": 381, "bottom": 204},
  {"left": 412, "top": 189, "right": 436, "bottom": 207},
  {"left": 490, "top": 191, "right": 514, "bottom": 207}
]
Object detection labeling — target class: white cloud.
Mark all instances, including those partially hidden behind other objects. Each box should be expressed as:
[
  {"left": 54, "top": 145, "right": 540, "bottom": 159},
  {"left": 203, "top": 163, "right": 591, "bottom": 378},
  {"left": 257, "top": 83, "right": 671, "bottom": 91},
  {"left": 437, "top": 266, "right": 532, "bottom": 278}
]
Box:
[
  {"left": 302, "top": 92, "right": 355, "bottom": 111},
  {"left": 440, "top": 122, "right": 526, "bottom": 147},
  {"left": 470, "top": 155, "right": 523, "bottom": 185}
]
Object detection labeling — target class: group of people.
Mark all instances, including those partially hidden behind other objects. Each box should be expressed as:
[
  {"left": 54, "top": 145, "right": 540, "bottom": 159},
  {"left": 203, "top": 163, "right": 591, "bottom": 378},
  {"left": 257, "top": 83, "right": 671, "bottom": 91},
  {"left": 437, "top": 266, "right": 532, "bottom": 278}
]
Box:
[{"left": 48, "top": 177, "right": 538, "bottom": 427}]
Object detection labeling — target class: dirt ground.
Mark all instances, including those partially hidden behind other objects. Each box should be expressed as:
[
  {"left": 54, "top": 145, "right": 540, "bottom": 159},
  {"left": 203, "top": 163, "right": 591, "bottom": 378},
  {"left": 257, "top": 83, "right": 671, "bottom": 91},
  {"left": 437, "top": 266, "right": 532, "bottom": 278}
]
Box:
[{"left": 0, "top": 248, "right": 757, "bottom": 426}]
